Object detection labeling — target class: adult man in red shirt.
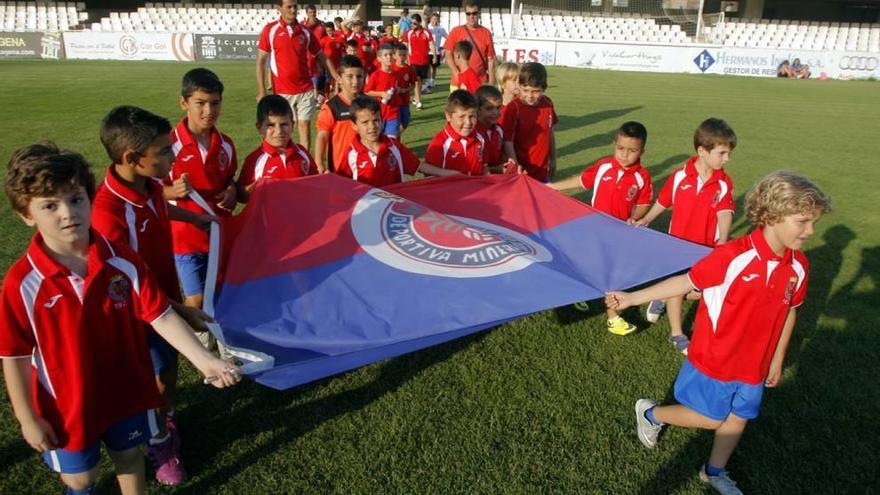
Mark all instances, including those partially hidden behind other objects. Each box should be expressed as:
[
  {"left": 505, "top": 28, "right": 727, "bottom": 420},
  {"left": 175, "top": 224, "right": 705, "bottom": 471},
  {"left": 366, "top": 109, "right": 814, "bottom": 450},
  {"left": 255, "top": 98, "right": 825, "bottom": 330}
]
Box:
[
  {"left": 403, "top": 13, "right": 436, "bottom": 90},
  {"left": 444, "top": 0, "right": 496, "bottom": 89},
  {"left": 256, "top": 0, "right": 338, "bottom": 150},
  {"left": 301, "top": 4, "right": 327, "bottom": 100}
]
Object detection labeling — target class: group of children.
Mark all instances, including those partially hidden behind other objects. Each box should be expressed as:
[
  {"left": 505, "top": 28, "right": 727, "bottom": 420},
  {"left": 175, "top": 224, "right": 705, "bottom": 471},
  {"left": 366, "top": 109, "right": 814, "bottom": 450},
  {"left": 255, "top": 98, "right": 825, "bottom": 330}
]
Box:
[{"left": 2, "top": 49, "right": 833, "bottom": 495}]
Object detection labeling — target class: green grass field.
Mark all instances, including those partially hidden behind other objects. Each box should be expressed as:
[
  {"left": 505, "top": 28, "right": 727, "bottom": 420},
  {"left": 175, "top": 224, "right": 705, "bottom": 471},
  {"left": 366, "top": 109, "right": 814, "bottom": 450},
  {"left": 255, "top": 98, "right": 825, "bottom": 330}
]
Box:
[{"left": 0, "top": 60, "right": 877, "bottom": 494}]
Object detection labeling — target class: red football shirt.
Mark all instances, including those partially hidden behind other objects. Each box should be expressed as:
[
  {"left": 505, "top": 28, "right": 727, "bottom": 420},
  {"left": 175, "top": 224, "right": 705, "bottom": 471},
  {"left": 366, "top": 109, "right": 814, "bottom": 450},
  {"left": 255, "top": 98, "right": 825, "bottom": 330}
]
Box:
[
  {"left": 456, "top": 67, "right": 481, "bottom": 93},
  {"left": 425, "top": 124, "right": 486, "bottom": 176},
  {"left": 93, "top": 167, "right": 180, "bottom": 301},
  {"left": 502, "top": 96, "right": 558, "bottom": 182},
  {"left": 686, "top": 229, "right": 808, "bottom": 384},
  {"left": 394, "top": 64, "right": 418, "bottom": 108},
  {"left": 238, "top": 141, "right": 318, "bottom": 191},
  {"left": 476, "top": 122, "right": 504, "bottom": 168},
  {"left": 347, "top": 32, "right": 376, "bottom": 69},
  {"left": 579, "top": 156, "right": 653, "bottom": 221},
  {"left": 337, "top": 134, "right": 421, "bottom": 187},
  {"left": 657, "top": 156, "right": 735, "bottom": 246},
  {"left": 0, "top": 231, "right": 168, "bottom": 449},
  {"left": 320, "top": 34, "right": 344, "bottom": 68},
  {"left": 444, "top": 25, "right": 496, "bottom": 86},
  {"left": 167, "top": 119, "right": 237, "bottom": 254},
  {"left": 404, "top": 26, "right": 434, "bottom": 65},
  {"left": 364, "top": 68, "right": 400, "bottom": 121},
  {"left": 258, "top": 19, "right": 321, "bottom": 95},
  {"left": 301, "top": 18, "right": 326, "bottom": 77}
]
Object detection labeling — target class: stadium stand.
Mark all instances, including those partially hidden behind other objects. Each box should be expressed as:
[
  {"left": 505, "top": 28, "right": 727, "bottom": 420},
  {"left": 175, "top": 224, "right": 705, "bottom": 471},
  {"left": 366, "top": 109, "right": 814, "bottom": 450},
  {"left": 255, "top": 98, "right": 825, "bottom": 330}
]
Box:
[
  {"left": 0, "top": 1, "right": 88, "bottom": 32},
  {"left": 89, "top": 3, "right": 356, "bottom": 34},
  {"left": 514, "top": 11, "right": 688, "bottom": 44},
  {"left": 3, "top": 1, "right": 877, "bottom": 54},
  {"left": 704, "top": 19, "right": 880, "bottom": 52}
]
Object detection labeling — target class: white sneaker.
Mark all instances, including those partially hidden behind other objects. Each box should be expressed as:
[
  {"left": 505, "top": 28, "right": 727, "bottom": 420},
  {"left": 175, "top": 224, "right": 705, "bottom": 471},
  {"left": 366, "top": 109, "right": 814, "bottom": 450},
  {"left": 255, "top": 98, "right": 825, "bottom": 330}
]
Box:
[
  {"left": 635, "top": 398, "right": 662, "bottom": 448},
  {"left": 699, "top": 465, "right": 744, "bottom": 495},
  {"left": 645, "top": 300, "right": 666, "bottom": 323},
  {"left": 415, "top": 101, "right": 423, "bottom": 110}
]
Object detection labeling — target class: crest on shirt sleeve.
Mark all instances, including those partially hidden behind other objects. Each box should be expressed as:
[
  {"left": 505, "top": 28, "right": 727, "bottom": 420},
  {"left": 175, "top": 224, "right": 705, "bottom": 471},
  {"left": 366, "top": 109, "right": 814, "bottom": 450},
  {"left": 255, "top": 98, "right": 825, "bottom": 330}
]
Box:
[{"left": 108, "top": 274, "right": 131, "bottom": 309}]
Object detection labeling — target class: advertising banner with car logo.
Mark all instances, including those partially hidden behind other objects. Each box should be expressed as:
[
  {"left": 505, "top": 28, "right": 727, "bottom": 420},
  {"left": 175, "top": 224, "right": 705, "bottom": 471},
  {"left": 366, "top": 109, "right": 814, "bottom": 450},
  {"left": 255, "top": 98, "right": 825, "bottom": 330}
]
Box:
[
  {"left": 63, "top": 32, "right": 193, "bottom": 61},
  {"left": 0, "top": 31, "right": 64, "bottom": 59},
  {"left": 193, "top": 33, "right": 259, "bottom": 61}
]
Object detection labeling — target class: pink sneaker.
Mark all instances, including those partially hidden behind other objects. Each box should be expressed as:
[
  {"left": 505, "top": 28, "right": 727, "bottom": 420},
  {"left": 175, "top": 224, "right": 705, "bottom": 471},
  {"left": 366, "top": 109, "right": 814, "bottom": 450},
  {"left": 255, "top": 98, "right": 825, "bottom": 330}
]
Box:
[{"left": 147, "top": 437, "right": 186, "bottom": 485}]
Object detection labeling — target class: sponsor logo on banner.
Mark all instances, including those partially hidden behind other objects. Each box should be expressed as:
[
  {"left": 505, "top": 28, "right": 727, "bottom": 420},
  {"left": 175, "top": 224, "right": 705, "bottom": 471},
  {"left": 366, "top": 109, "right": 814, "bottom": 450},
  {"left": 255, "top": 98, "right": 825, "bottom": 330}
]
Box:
[
  {"left": 838, "top": 56, "right": 878, "bottom": 71},
  {"left": 0, "top": 32, "right": 64, "bottom": 59},
  {"left": 693, "top": 49, "right": 715, "bottom": 72},
  {"left": 351, "top": 190, "right": 552, "bottom": 278},
  {"left": 494, "top": 38, "right": 556, "bottom": 64},
  {"left": 194, "top": 34, "right": 259, "bottom": 60},
  {"left": 63, "top": 32, "right": 193, "bottom": 61}
]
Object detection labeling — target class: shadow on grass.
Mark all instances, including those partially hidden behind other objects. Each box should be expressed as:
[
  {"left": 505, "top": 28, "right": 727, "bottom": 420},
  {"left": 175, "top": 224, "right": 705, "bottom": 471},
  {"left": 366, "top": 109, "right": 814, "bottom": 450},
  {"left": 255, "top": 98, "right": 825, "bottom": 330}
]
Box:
[
  {"left": 555, "top": 106, "right": 643, "bottom": 132},
  {"left": 556, "top": 129, "right": 617, "bottom": 160},
  {"left": 637, "top": 224, "right": 859, "bottom": 493},
  {"left": 170, "top": 330, "right": 493, "bottom": 494}
]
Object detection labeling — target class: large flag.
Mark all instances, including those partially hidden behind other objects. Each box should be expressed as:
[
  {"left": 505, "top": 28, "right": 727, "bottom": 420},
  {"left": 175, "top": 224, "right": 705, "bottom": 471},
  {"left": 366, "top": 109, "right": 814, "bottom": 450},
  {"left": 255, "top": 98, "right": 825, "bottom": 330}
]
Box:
[{"left": 206, "top": 174, "right": 709, "bottom": 390}]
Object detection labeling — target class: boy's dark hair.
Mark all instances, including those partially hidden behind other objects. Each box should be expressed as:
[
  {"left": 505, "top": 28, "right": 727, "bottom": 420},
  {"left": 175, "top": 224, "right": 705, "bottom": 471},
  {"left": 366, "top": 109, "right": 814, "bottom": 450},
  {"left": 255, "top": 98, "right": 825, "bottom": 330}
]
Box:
[
  {"left": 6, "top": 142, "right": 96, "bottom": 215},
  {"left": 378, "top": 42, "right": 396, "bottom": 53},
  {"left": 617, "top": 121, "right": 648, "bottom": 146},
  {"left": 454, "top": 40, "right": 473, "bottom": 59},
  {"left": 475, "top": 85, "right": 502, "bottom": 107},
  {"left": 339, "top": 54, "right": 363, "bottom": 70},
  {"left": 518, "top": 62, "right": 547, "bottom": 89},
  {"left": 181, "top": 67, "right": 224, "bottom": 99},
  {"left": 345, "top": 39, "right": 358, "bottom": 48},
  {"left": 395, "top": 42, "right": 408, "bottom": 53},
  {"left": 350, "top": 96, "right": 381, "bottom": 121},
  {"left": 256, "top": 94, "right": 293, "bottom": 125},
  {"left": 324, "top": 21, "right": 334, "bottom": 29},
  {"left": 334, "top": 16, "right": 343, "bottom": 23},
  {"left": 412, "top": 13, "right": 422, "bottom": 23},
  {"left": 446, "top": 89, "right": 478, "bottom": 114},
  {"left": 100, "top": 105, "right": 172, "bottom": 163},
  {"left": 693, "top": 118, "right": 737, "bottom": 151},
  {"left": 305, "top": 4, "right": 316, "bottom": 11}
]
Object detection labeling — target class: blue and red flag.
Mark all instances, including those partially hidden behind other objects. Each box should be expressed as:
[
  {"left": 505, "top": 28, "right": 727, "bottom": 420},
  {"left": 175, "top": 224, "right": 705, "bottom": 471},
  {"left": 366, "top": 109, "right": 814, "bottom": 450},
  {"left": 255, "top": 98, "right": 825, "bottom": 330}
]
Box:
[{"left": 207, "top": 174, "right": 709, "bottom": 390}]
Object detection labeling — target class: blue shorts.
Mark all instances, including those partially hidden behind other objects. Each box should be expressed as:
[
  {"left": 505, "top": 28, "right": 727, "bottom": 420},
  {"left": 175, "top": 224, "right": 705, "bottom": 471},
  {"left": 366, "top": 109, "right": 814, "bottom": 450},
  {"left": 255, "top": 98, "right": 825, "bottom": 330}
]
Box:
[
  {"left": 384, "top": 118, "right": 400, "bottom": 138},
  {"left": 674, "top": 360, "right": 764, "bottom": 421},
  {"left": 399, "top": 106, "right": 411, "bottom": 127},
  {"left": 174, "top": 252, "right": 208, "bottom": 297},
  {"left": 148, "top": 330, "right": 178, "bottom": 375},
  {"left": 43, "top": 410, "right": 160, "bottom": 473}
]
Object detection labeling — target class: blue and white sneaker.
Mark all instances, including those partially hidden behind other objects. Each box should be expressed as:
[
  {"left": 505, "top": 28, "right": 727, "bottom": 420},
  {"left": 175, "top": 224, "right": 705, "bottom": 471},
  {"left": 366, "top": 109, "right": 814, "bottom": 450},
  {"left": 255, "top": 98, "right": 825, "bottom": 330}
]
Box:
[
  {"left": 699, "top": 465, "right": 744, "bottom": 495},
  {"left": 645, "top": 300, "right": 666, "bottom": 323}
]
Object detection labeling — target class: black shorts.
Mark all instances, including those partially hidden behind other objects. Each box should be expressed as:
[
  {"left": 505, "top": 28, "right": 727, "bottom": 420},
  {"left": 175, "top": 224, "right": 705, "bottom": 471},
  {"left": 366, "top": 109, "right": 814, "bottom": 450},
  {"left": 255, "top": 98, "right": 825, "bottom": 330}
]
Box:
[
  {"left": 431, "top": 51, "right": 444, "bottom": 68},
  {"left": 413, "top": 64, "right": 429, "bottom": 79}
]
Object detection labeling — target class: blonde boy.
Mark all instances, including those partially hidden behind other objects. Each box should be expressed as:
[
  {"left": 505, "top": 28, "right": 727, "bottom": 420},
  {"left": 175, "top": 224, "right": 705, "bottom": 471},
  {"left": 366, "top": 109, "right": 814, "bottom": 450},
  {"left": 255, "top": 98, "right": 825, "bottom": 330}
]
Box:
[{"left": 607, "top": 171, "right": 830, "bottom": 495}]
